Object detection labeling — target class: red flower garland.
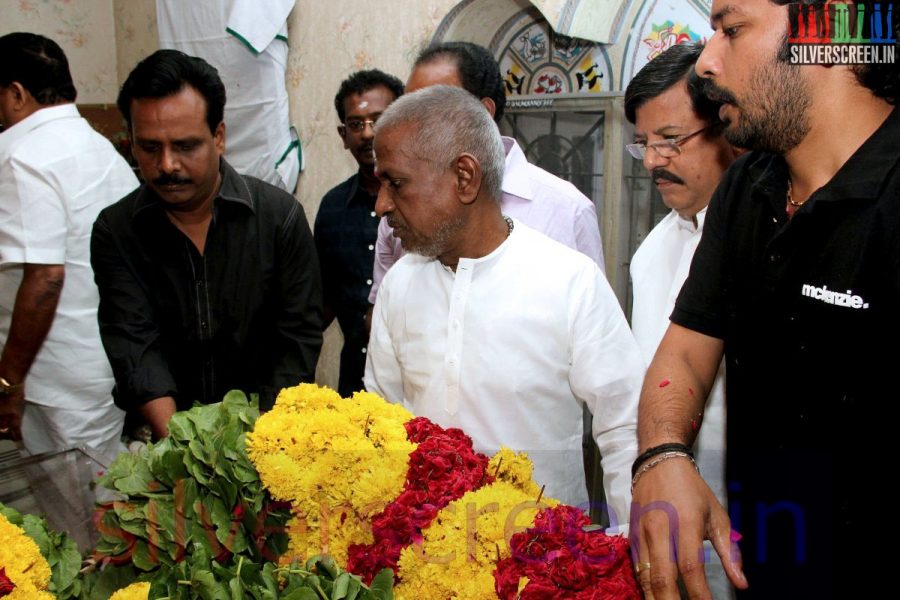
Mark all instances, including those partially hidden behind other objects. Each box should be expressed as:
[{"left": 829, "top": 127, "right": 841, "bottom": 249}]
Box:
[
  {"left": 347, "top": 417, "right": 493, "bottom": 582},
  {"left": 494, "top": 505, "right": 641, "bottom": 600}
]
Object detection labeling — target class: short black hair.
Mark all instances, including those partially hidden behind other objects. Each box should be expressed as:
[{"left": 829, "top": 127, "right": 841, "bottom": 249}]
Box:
[
  {"left": 624, "top": 42, "right": 720, "bottom": 124},
  {"left": 771, "top": 0, "right": 898, "bottom": 104},
  {"left": 414, "top": 41, "right": 506, "bottom": 123},
  {"left": 118, "top": 49, "right": 226, "bottom": 134},
  {"left": 333, "top": 69, "right": 404, "bottom": 122},
  {"left": 0, "top": 32, "right": 76, "bottom": 104}
]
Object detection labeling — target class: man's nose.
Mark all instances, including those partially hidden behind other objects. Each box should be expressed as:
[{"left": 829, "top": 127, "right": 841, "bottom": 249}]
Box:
[
  {"left": 375, "top": 183, "right": 392, "bottom": 217},
  {"left": 696, "top": 32, "right": 723, "bottom": 79},
  {"left": 360, "top": 121, "right": 376, "bottom": 139},
  {"left": 158, "top": 146, "right": 179, "bottom": 174},
  {"left": 643, "top": 146, "right": 670, "bottom": 171}
]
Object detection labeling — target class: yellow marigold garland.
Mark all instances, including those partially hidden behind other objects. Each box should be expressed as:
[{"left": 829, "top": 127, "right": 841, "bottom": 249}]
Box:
[
  {"left": 0, "top": 513, "right": 54, "bottom": 599},
  {"left": 394, "top": 479, "right": 558, "bottom": 600},
  {"left": 247, "top": 384, "right": 415, "bottom": 565},
  {"left": 109, "top": 581, "right": 151, "bottom": 600}
]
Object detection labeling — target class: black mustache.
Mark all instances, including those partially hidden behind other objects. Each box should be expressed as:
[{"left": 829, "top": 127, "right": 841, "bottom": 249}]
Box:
[
  {"left": 153, "top": 174, "right": 192, "bottom": 186},
  {"left": 652, "top": 168, "right": 685, "bottom": 185},
  {"left": 698, "top": 77, "right": 738, "bottom": 106}
]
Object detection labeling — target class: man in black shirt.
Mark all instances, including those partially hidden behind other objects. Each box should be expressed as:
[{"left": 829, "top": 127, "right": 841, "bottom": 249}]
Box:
[
  {"left": 314, "top": 70, "right": 403, "bottom": 397},
  {"left": 630, "top": 1, "right": 899, "bottom": 598},
  {"left": 92, "top": 50, "right": 322, "bottom": 438}
]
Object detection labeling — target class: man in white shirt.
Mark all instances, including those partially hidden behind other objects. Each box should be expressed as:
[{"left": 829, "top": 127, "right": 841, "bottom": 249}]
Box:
[
  {"left": 0, "top": 33, "right": 137, "bottom": 457},
  {"left": 625, "top": 42, "right": 737, "bottom": 599},
  {"left": 364, "top": 85, "right": 643, "bottom": 527},
  {"left": 367, "top": 41, "right": 604, "bottom": 306}
]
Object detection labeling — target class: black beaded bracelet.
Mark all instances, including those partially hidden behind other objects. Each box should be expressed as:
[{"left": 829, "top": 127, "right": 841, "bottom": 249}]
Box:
[{"left": 631, "top": 442, "right": 694, "bottom": 477}]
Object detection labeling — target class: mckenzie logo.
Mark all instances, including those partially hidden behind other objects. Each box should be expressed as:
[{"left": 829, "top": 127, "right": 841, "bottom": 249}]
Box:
[
  {"left": 801, "top": 283, "right": 870, "bottom": 309},
  {"left": 788, "top": 2, "right": 896, "bottom": 64}
]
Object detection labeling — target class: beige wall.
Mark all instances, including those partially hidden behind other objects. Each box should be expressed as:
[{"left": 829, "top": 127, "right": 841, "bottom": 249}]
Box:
[
  {"left": 1, "top": 0, "right": 120, "bottom": 103},
  {"left": 113, "top": 0, "right": 159, "bottom": 88}
]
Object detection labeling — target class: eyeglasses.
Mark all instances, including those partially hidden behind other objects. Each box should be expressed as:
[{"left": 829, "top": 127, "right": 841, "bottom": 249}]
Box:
[
  {"left": 343, "top": 117, "right": 378, "bottom": 133},
  {"left": 625, "top": 125, "right": 711, "bottom": 160}
]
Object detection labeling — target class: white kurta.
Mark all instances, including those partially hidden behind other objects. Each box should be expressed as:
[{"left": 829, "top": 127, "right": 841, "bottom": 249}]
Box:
[
  {"left": 0, "top": 104, "right": 138, "bottom": 455},
  {"left": 366, "top": 221, "right": 643, "bottom": 528},
  {"left": 630, "top": 208, "right": 727, "bottom": 504}
]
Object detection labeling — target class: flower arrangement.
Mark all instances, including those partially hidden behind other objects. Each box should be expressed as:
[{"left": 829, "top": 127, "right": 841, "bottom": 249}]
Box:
[
  {"left": 245, "top": 384, "right": 639, "bottom": 600},
  {"left": 0, "top": 510, "right": 54, "bottom": 598},
  {"left": 246, "top": 385, "right": 416, "bottom": 566},
  {"left": 495, "top": 505, "right": 640, "bottom": 599},
  {"left": 346, "top": 416, "right": 495, "bottom": 582},
  {"left": 0, "top": 503, "right": 80, "bottom": 599},
  {"left": 1, "top": 384, "right": 638, "bottom": 599}
]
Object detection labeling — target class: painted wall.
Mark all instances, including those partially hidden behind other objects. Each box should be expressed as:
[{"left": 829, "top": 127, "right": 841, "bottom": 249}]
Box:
[{"left": 1, "top": 0, "right": 121, "bottom": 103}]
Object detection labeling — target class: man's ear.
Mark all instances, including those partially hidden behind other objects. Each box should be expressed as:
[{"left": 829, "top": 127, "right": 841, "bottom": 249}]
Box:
[
  {"left": 337, "top": 124, "right": 349, "bottom": 149},
  {"left": 480, "top": 97, "right": 496, "bottom": 119},
  {"left": 454, "top": 153, "right": 482, "bottom": 206}
]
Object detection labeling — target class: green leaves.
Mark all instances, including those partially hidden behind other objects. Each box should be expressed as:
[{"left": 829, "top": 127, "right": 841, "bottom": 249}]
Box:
[{"left": 92, "top": 394, "right": 294, "bottom": 589}]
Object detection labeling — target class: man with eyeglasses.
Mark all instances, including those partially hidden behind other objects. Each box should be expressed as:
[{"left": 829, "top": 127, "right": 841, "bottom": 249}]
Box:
[
  {"left": 314, "top": 70, "right": 404, "bottom": 396},
  {"left": 624, "top": 42, "right": 737, "bottom": 600}
]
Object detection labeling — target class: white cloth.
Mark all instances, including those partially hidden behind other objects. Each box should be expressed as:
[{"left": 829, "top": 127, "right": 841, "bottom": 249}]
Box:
[
  {"left": 366, "top": 221, "right": 643, "bottom": 527},
  {"left": 630, "top": 208, "right": 731, "bottom": 598},
  {"left": 0, "top": 104, "right": 137, "bottom": 452},
  {"left": 630, "top": 207, "right": 726, "bottom": 502},
  {"left": 369, "top": 137, "right": 605, "bottom": 303},
  {"left": 157, "top": 0, "right": 300, "bottom": 191}
]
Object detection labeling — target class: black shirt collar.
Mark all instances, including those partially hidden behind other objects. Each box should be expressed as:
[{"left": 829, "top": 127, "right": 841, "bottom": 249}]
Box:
[
  {"left": 746, "top": 106, "right": 900, "bottom": 204},
  {"left": 131, "top": 159, "right": 255, "bottom": 220}
]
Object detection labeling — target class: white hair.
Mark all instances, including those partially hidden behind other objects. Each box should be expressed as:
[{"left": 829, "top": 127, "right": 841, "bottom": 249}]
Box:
[{"left": 374, "top": 84, "right": 505, "bottom": 201}]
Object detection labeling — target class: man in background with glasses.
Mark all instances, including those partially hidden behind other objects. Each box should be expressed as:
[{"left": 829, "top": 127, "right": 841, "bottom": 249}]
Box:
[
  {"left": 315, "top": 70, "right": 404, "bottom": 396},
  {"left": 624, "top": 42, "right": 737, "bottom": 600}
]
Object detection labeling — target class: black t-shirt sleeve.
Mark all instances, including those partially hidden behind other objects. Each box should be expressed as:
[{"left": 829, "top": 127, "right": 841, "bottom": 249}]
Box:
[{"left": 670, "top": 165, "right": 735, "bottom": 340}]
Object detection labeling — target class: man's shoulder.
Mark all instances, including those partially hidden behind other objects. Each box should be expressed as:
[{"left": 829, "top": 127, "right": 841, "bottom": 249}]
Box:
[
  {"left": 95, "top": 186, "right": 143, "bottom": 228},
  {"left": 320, "top": 174, "right": 357, "bottom": 205},
  {"left": 511, "top": 222, "right": 596, "bottom": 273},
  {"left": 520, "top": 161, "right": 593, "bottom": 209},
  {"left": 316, "top": 174, "right": 358, "bottom": 227}
]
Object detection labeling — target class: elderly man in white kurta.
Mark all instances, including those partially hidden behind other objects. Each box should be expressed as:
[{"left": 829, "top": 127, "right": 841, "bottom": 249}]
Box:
[{"left": 364, "top": 85, "right": 643, "bottom": 529}]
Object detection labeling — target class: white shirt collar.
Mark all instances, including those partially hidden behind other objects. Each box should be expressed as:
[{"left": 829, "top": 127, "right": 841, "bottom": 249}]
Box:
[
  {"left": 675, "top": 205, "right": 708, "bottom": 234},
  {"left": 0, "top": 103, "right": 80, "bottom": 159},
  {"left": 500, "top": 136, "right": 536, "bottom": 202}
]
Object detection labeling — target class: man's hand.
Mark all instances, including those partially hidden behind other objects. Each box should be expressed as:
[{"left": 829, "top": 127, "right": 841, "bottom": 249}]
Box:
[
  {"left": 0, "top": 387, "right": 25, "bottom": 441},
  {"left": 139, "top": 396, "right": 177, "bottom": 440},
  {"left": 630, "top": 458, "right": 747, "bottom": 599}
]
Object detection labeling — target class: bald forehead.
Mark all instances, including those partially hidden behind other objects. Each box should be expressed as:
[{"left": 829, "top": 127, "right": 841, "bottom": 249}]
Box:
[{"left": 406, "top": 58, "right": 464, "bottom": 92}]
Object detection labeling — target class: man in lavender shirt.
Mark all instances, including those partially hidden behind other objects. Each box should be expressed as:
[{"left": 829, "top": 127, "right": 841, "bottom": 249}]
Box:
[{"left": 367, "top": 41, "right": 604, "bottom": 306}]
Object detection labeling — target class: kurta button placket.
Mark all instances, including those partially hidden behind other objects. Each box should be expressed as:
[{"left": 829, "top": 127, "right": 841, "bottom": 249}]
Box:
[{"left": 444, "top": 261, "right": 473, "bottom": 416}]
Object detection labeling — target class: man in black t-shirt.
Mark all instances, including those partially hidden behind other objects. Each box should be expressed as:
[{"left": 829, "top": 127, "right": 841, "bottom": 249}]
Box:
[{"left": 629, "top": 1, "right": 899, "bottom": 599}]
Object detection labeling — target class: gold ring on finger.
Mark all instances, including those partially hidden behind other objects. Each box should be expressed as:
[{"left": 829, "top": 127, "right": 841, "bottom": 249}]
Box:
[{"left": 635, "top": 561, "right": 651, "bottom": 574}]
